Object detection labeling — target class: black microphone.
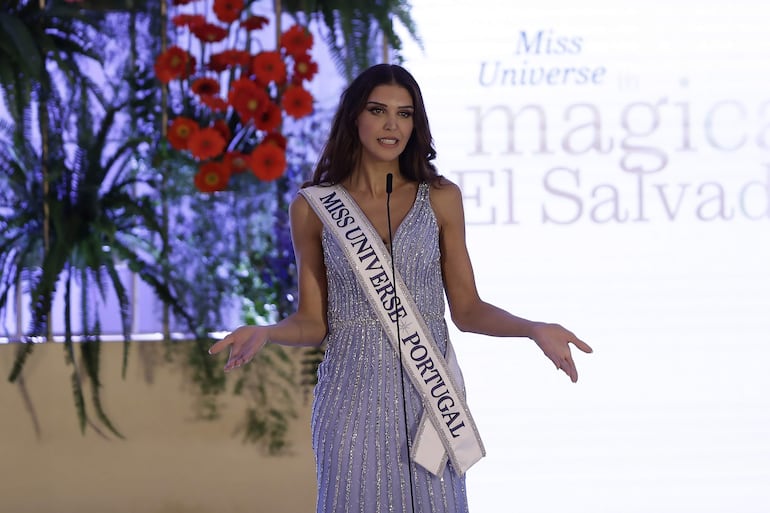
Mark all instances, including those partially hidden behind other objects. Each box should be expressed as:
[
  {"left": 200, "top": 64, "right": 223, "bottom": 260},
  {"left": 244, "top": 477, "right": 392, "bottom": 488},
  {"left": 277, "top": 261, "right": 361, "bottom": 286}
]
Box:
[{"left": 385, "top": 173, "right": 416, "bottom": 513}]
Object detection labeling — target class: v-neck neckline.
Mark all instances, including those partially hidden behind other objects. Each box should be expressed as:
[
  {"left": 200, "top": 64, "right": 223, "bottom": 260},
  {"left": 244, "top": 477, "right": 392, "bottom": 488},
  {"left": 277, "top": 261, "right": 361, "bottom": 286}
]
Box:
[{"left": 337, "top": 182, "right": 422, "bottom": 246}]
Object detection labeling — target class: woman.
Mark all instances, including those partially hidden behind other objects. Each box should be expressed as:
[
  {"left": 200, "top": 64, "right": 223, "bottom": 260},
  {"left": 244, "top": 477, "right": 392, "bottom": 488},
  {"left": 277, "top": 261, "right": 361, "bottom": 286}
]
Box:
[{"left": 209, "top": 64, "right": 592, "bottom": 512}]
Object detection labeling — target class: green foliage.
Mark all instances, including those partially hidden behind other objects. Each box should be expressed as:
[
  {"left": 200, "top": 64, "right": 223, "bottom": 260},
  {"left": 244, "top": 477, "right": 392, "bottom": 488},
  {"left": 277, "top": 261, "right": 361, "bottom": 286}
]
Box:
[
  {"left": 284, "top": 0, "right": 423, "bottom": 81},
  {"left": 159, "top": 147, "right": 312, "bottom": 452},
  {"left": 232, "top": 345, "right": 298, "bottom": 455},
  {"left": 0, "top": 0, "right": 106, "bottom": 120},
  {"left": 0, "top": 0, "right": 202, "bottom": 437},
  {"left": 0, "top": 82, "right": 193, "bottom": 436}
]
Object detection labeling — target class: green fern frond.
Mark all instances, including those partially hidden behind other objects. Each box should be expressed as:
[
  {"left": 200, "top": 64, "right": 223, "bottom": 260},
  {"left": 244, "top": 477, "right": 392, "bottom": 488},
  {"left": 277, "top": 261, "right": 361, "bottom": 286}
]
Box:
[
  {"left": 63, "top": 270, "right": 88, "bottom": 434},
  {"left": 8, "top": 343, "right": 35, "bottom": 383},
  {"left": 80, "top": 332, "right": 125, "bottom": 438},
  {"left": 102, "top": 261, "right": 132, "bottom": 378}
]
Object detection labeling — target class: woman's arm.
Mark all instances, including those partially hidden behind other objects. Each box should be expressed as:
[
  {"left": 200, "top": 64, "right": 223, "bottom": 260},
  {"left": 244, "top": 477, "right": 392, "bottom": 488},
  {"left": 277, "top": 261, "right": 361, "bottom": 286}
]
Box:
[
  {"left": 209, "top": 193, "right": 329, "bottom": 371},
  {"left": 432, "top": 179, "right": 592, "bottom": 382}
]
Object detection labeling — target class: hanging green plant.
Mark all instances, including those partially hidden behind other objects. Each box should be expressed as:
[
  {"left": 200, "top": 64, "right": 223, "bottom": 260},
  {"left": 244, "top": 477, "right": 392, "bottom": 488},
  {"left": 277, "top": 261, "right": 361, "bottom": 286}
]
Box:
[{"left": 0, "top": 78, "right": 199, "bottom": 437}]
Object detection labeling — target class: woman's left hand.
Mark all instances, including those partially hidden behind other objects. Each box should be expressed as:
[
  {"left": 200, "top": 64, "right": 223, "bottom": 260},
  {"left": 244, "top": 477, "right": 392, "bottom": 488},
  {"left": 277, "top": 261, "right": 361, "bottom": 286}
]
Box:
[{"left": 531, "top": 322, "right": 593, "bottom": 382}]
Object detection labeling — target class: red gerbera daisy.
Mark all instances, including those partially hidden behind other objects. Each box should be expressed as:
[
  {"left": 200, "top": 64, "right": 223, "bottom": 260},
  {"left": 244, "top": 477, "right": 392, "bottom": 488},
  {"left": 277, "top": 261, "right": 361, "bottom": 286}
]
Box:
[
  {"left": 209, "top": 49, "right": 251, "bottom": 72},
  {"left": 200, "top": 94, "right": 229, "bottom": 112},
  {"left": 250, "top": 143, "right": 286, "bottom": 181},
  {"left": 228, "top": 78, "right": 270, "bottom": 124},
  {"left": 194, "top": 161, "right": 231, "bottom": 193},
  {"left": 167, "top": 116, "right": 199, "bottom": 150},
  {"left": 154, "top": 46, "right": 196, "bottom": 83},
  {"left": 212, "top": 0, "right": 243, "bottom": 23},
  {"left": 252, "top": 51, "right": 287, "bottom": 85},
  {"left": 241, "top": 15, "right": 269, "bottom": 31},
  {"left": 255, "top": 101, "right": 282, "bottom": 132},
  {"left": 224, "top": 151, "right": 251, "bottom": 174},
  {"left": 280, "top": 25, "right": 313, "bottom": 57},
  {"left": 190, "top": 22, "right": 228, "bottom": 44},
  {"left": 261, "top": 132, "right": 287, "bottom": 150},
  {"left": 172, "top": 14, "right": 206, "bottom": 28},
  {"left": 187, "top": 127, "right": 227, "bottom": 160},
  {"left": 292, "top": 54, "right": 318, "bottom": 83},
  {"left": 281, "top": 85, "right": 314, "bottom": 119},
  {"left": 191, "top": 77, "right": 220, "bottom": 97},
  {"left": 211, "top": 119, "right": 231, "bottom": 142}
]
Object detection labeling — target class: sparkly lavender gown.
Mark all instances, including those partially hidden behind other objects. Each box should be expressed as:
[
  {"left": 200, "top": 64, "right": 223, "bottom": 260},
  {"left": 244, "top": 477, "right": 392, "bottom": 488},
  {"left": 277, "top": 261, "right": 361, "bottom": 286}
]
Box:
[{"left": 311, "top": 183, "right": 469, "bottom": 513}]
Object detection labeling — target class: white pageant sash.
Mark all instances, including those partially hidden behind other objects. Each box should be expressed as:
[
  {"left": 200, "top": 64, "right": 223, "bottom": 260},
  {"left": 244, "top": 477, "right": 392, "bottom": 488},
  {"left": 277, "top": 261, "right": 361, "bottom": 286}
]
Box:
[{"left": 300, "top": 184, "right": 485, "bottom": 476}]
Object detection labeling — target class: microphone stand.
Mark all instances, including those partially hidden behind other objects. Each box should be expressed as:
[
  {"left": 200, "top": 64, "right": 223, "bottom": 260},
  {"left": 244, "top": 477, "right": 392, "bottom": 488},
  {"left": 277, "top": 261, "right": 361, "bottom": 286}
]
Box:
[{"left": 386, "top": 173, "right": 417, "bottom": 513}]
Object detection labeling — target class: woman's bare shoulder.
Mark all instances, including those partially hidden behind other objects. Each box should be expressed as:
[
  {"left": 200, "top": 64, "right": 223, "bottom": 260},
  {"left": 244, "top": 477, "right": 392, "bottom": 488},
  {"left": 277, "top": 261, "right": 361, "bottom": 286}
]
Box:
[
  {"left": 428, "top": 176, "right": 464, "bottom": 221},
  {"left": 289, "top": 191, "right": 323, "bottom": 236}
]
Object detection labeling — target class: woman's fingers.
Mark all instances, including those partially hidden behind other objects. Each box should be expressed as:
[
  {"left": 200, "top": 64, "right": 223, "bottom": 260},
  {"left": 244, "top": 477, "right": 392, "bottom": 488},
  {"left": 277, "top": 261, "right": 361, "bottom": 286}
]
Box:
[
  {"left": 558, "top": 358, "right": 577, "bottom": 382},
  {"left": 224, "top": 346, "right": 248, "bottom": 371},
  {"left": 553, "top": 347, "right": 579, "bottom": 382},
  {"left": 219, "top": 327, "right": 266, "bottom": 372},
  {"left": 571, "top": 337, "right": 593, "bottom": 354},
  {"left": 543, "top": 329, "right": 590, "bottom": 382},
  {"left": 224, "top": 356, "right": 240, "bottom": 372},
  {"left": 208, "top": 335, "right": 233, "bottom": 355}
]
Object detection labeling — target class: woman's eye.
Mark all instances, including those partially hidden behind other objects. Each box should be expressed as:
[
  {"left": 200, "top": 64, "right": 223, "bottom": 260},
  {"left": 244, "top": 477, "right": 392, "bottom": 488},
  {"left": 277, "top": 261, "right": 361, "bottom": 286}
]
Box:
[
  {"left": 399, "top": 111, "right": 413, "bottom": 118},
  {"left": 369, "top": 107, "right": 384, "bottom": 114}
]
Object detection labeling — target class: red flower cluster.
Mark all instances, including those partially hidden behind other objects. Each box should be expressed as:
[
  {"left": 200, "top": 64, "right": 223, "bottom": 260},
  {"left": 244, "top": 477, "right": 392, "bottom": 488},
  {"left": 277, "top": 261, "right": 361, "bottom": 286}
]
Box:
[
  {"left": 212, "top": 0, "right": 243, "bottom": 24},
  {"left": 280, "top": 25, "right": 313, "bottom": 57},
  {"left": 154, "top": 46, "right": 196, "bottom": 83},
  {"left": 154, "top": 6, "right": 319, "bottom": 193},
  {"left": 194, "top": 161, "right": 231, "bottom": 193},
  {"left": 190, "top": 22, "right": 228, "bottom": 43}
]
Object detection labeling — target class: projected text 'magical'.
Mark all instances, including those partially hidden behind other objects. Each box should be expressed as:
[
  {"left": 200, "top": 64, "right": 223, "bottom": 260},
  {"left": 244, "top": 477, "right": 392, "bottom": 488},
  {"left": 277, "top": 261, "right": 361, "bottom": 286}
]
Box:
[{"left": 453, "top": 95, "right": 769, "bottom": 225}]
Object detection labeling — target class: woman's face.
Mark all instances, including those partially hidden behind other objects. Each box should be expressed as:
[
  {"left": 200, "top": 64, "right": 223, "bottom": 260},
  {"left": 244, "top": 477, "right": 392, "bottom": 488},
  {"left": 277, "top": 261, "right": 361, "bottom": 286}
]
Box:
[{"left": 356, "top": 84, "right": 414, "bottom": 167}]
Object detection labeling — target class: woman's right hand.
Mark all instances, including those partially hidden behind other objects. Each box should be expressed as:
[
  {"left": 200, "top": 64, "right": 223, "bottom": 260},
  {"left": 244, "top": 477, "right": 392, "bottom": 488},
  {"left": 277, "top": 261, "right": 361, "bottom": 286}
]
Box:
[{"left": 208, "top": 325, "right": 270, "bottom": 372}]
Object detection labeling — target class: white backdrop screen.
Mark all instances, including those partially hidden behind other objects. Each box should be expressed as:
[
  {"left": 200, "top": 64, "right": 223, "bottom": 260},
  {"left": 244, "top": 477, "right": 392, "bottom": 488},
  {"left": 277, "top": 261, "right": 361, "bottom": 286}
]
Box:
[{"left": 400, "top": 1, "right": 770, "bottom": 511}]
